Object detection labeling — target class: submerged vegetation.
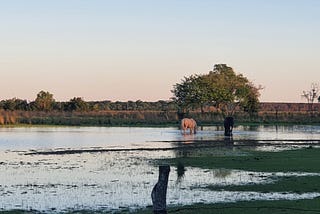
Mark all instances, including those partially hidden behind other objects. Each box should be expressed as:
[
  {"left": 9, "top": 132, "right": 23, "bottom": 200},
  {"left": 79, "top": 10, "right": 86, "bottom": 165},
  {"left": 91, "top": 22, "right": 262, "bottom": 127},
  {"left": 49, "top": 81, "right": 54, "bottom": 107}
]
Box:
[{"left": 135, "top": 147, "right": 320, "bottom": 214}]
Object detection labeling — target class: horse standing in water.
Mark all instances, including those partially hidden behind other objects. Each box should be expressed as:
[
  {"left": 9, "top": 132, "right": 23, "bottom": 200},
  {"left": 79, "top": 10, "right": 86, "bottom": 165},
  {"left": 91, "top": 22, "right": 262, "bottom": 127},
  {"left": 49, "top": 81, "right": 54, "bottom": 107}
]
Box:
[
  {"left": 224, "top": 116, "right": 234, "bottom": 137},
  {"left": 181, "top": 118, "right": 197, "bottom": 134}
]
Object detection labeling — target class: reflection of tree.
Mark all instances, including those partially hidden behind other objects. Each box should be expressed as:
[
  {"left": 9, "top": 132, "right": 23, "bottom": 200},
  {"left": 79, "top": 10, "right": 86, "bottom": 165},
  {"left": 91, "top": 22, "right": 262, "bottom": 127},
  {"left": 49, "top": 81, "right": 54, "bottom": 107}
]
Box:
[
  {"left": 176, "top": 161, "right": 186, "bottom": 183},
  {"left": 175, "top": 149, "right": 192, "bottom": 158},
  {"left": 173, "top": 134, "right": 196, "bottom": 158}
]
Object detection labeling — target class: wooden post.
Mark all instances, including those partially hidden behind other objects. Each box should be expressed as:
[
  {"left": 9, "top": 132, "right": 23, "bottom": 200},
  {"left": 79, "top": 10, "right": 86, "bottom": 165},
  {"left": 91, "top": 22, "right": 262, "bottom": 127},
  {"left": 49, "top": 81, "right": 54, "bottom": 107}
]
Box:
[{"left": 151, "top": 165, "right": 170, "bottom": 214}]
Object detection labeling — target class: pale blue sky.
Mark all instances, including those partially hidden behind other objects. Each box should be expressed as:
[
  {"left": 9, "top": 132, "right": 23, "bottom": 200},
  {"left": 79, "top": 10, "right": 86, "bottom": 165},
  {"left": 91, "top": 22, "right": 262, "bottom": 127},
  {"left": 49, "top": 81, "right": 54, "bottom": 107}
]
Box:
[{"left": 0, "top": 0, "right": 319, "bottom": 102}]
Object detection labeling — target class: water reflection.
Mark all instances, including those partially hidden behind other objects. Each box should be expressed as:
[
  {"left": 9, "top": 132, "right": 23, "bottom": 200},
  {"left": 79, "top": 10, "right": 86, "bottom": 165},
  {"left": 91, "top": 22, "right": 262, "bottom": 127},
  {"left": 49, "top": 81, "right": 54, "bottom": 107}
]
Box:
[
  {"left": 1, "top": 126, "right": 320, "bottom": 151},
  {"left": 0, "top": 150, "right": 320, "bottom": 212},
  {"left": 0, "top": 126, "right": 320, "bottom": 212},
  {"left": 181, "top": 133, "right": 195, "bottom": 144},
  {"left": 176, "top": 161, "right": 186, "bottom": 183},
  {"left": 224, "top": 136, "right": 234, "bottom": 145}
]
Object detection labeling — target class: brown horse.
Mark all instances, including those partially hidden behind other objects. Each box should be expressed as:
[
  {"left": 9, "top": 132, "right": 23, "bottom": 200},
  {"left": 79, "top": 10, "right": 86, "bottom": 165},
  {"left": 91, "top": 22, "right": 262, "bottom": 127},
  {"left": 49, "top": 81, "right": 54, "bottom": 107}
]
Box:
[{"left": 181, "top": 118, "right": 197, "bottom": 134}]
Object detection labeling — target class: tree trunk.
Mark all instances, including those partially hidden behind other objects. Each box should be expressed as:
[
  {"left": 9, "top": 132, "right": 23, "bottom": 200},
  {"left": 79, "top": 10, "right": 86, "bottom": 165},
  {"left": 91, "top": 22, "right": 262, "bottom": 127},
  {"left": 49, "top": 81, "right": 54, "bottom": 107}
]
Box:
[{"left": 151, "top": 165, "right": 170, "bottom": 214}]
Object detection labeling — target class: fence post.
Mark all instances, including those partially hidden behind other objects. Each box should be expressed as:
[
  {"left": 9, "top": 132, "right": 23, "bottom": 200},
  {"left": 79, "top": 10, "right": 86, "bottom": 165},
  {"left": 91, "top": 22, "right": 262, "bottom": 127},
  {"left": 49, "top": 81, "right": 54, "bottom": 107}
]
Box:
[{"left": 151, "top": 165, "right": 170, "bottom": 214}]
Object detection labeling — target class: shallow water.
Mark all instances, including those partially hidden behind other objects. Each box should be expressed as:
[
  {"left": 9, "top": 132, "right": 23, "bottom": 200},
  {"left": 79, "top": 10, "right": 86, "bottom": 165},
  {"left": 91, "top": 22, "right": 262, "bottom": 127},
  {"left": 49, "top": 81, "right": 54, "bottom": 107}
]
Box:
[
  {"left": 1, "top": 125, "right": 320, "bottom": 151},
  {"left": 0, "top": 125, "right": 320, "bottom": 212}
]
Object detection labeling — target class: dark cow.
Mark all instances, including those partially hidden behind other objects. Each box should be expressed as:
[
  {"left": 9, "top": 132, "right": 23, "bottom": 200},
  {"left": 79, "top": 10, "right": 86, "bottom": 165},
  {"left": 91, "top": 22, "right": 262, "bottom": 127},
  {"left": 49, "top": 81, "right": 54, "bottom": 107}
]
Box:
[{"left": 224, "top": 116, "right": 234, "bottom": 136}]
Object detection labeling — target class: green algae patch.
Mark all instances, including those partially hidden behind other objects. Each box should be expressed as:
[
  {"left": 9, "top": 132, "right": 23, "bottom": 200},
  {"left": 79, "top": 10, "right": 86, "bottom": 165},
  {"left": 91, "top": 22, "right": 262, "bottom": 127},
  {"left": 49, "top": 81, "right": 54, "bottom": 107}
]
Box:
[
  {"left": 162, "top": 147, "right": 320, "bottom": 173},
  {"left": 207, "top": 175, "right": 320, "bottom": 193}
]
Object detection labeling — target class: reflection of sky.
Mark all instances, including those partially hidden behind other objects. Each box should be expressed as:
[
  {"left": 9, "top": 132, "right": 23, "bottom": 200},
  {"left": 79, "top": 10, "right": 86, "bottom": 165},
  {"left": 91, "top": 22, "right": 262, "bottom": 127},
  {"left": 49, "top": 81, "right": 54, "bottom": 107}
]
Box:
[
  {"left": 1, "top": 126, "right": 320, "bottom": 150},
  {"left": 0, "top": 150, "right": 319, "bottom": 212}
]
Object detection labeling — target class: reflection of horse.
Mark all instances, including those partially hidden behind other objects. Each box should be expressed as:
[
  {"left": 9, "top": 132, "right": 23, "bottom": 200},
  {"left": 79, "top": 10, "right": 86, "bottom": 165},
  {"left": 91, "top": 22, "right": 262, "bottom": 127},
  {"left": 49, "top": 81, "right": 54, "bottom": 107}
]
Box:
[{"left": 181, "top": 118, "right": 197, "bottom": 134}]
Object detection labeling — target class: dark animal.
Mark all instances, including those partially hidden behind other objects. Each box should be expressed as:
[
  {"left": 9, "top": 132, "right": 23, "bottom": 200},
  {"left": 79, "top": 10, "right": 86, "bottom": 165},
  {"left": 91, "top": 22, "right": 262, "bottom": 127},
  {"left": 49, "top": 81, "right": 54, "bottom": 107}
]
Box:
[{"left": 224, "top": 116, "right": 234, "bottom": 136}]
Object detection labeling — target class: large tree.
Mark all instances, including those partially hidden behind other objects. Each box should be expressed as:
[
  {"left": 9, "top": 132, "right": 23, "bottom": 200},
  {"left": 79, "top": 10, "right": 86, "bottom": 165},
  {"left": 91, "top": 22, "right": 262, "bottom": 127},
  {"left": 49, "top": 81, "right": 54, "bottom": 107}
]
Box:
[
  {"left": 171, "top": 75, "right": 210, "bottom": 113},
  {"left": 34, "top": 91, "right": 55, "bottom": 111},
  {"left": 172, "top": 64, "right": 261, "bottom": 115}
]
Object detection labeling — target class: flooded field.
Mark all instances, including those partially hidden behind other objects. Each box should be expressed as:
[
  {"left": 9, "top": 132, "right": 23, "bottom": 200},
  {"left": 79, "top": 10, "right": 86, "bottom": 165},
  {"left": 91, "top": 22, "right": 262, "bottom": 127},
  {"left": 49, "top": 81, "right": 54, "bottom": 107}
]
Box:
[{"left": 0, "top": 125, "right": 320, "bottom": 212}]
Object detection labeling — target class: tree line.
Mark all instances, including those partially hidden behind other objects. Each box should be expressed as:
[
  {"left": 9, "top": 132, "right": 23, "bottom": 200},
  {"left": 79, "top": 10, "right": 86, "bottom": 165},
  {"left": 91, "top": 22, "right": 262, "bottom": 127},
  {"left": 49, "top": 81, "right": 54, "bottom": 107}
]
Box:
[
  {"left": 1, "top": 64, "right": 262, "bottom": 115},
  {"left": 1, "top": 64, "right": 320, "bottom": 126},
  {"left": 0, "top": 92, "right": 178, "bottom": 112},
  {"left": 3, "top": 64, "right": 319, "bottom": 116}
]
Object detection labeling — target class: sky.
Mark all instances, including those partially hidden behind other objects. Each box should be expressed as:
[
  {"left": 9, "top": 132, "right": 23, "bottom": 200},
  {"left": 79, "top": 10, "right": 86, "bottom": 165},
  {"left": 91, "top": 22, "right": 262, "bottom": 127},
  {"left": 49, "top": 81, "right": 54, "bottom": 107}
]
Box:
[{"left": 0, "top": 0, "right": 319, "bottom": 102}]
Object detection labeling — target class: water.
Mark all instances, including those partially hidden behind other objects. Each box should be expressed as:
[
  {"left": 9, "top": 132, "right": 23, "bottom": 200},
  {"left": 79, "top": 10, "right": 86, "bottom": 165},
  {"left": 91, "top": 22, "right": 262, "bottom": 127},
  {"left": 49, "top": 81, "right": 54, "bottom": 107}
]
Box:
[{"left": 0, "top": 125, "right": 320, "bottom": 212}]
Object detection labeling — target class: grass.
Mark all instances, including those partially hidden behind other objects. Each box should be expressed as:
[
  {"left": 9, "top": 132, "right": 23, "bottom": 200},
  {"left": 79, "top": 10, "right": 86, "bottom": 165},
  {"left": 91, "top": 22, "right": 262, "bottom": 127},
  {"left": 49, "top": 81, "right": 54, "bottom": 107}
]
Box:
[
  {"left": 136, "top": 147, "right": 320, "bottom": 214},
  {"left": 161, "top": 147, "right": 320, "bottom": 172},
  {"left": 130, "top": 198, "right": 320, "bottom": 214},
  {"left": 207, "top": 176, "right": 320, "bottom": 193},
  {"left": 3, "top": 198, "right": 320, "bottom": 214}
]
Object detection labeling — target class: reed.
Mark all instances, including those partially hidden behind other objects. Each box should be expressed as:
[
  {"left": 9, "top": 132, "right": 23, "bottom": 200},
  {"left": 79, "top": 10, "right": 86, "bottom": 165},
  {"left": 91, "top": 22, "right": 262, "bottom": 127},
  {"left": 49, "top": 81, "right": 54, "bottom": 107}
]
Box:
[{"left": 0, "top": 110, "right": 319, "bottom": 127}]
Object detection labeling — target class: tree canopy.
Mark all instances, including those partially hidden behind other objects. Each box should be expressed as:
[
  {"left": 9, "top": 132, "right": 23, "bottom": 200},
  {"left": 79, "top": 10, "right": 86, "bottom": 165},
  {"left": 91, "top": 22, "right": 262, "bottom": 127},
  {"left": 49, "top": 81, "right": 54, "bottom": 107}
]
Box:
[
  {"left": 0, "top": 91, "right": 178, "bottom": 112},
  {"left": 172, "top": 64, "right": 261, "bottom": 115},
  {"left": 66, "top": 97, "right": 89, "bottom": 112},
  {"left": 34, "top": 91, "right": 55, "bottom": 111}
]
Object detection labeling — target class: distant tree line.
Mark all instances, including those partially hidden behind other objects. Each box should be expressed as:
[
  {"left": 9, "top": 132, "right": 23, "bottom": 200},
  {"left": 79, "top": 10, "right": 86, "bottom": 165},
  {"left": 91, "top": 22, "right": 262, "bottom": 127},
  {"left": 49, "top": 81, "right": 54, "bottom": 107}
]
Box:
[
  {"left": 1, "top": 64, "right": 318, "bottom": 117},
  {"left": 0, "top": 91, "right": 178, "bottom": 112}
]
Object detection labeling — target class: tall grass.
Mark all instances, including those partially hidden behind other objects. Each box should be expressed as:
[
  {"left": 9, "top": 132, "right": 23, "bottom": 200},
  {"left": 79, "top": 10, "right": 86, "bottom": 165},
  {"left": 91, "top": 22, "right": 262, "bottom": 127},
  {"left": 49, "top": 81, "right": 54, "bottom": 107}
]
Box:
[{"left": 0, "top": 110, "right": 319, "bottom": 126}]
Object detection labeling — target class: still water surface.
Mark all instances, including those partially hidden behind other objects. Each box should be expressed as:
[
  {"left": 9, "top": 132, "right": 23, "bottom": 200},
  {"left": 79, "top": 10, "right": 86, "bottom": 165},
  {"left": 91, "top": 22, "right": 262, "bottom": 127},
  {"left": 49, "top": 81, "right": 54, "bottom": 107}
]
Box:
[{"left": 0, "top": 125, "right": 320, "bottom": 212}]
